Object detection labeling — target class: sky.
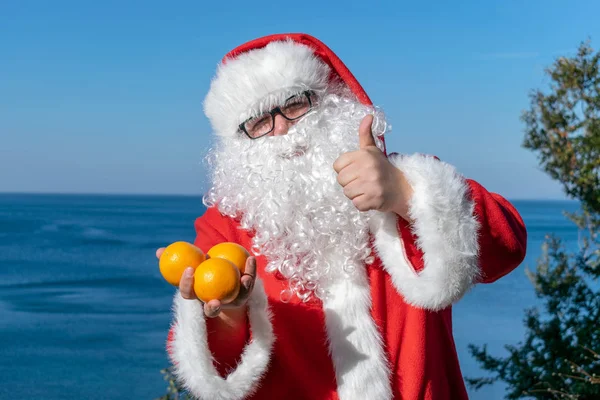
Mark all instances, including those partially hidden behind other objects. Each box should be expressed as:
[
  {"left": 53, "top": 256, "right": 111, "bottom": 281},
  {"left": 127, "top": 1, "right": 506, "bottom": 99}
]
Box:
[{"left": 1, "top": 0, "right": 599, "bottom": 199}]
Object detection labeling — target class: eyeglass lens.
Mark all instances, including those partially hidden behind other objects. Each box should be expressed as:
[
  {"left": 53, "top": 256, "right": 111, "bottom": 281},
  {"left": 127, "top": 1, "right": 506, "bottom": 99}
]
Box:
[{"left": 244, "top": 93, "right": 311, "bottom": 138}]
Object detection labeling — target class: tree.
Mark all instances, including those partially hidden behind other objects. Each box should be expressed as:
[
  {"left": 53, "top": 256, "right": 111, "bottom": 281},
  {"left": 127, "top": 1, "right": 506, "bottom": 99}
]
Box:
[
  {"left": 155, "top": 367, "right": 195, "bottom": 400},
  {"left": 466, "top": 40, "right": 600, "bottom": 399}
]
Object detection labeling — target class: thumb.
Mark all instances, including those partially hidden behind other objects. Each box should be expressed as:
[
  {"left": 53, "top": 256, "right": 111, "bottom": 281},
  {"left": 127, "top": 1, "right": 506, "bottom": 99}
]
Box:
[{"left": 359, "top": 114, "right": 377, "bottom": 149}]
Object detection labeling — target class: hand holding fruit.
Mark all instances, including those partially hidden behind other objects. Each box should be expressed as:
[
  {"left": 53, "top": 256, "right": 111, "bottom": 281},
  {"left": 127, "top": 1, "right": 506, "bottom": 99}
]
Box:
[{"left": 156, "top": 242, "right": 255, "bottom": 318}]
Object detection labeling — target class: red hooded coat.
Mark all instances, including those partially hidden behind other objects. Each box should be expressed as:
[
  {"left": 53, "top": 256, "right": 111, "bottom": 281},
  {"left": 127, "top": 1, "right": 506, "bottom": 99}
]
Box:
[{"left": 166, "top": 33, "right": 527, "bottom": 400}]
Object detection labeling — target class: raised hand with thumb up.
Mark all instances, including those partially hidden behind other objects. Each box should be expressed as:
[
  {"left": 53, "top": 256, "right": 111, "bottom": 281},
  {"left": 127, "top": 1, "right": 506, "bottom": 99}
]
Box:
[{"left": 333, "top": 114, "right": 413, "bottom": 220}]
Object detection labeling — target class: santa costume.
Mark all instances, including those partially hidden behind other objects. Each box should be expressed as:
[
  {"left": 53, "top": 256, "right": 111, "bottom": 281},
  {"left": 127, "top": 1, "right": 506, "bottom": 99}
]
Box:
[{"left": 166, "top": 33, "right": 527, "bottom": 400}]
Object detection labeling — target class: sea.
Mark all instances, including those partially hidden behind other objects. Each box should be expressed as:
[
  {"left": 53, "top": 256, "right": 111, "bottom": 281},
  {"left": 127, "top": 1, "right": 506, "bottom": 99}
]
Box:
[{"left": 0, "top": 194, "right": 582, "bottom": 400}]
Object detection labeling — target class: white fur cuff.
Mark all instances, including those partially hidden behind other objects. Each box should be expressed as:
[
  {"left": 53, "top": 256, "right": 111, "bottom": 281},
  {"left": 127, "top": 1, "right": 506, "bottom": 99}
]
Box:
[
  {"left": 370, "top": 153, "right": 481, "bottom": 311},
  {"left": 169, "top": 279, "right": 274, "bottom": 400}
]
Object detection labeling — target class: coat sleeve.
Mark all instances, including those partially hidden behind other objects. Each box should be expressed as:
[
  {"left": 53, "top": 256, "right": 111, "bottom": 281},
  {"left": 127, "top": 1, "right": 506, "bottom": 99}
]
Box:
[
  {"left": 166, "top": 206, "right": 275, "bottom": 400},
  {"left": 370, "top": 153, "right": 527, "bottom": 311}
]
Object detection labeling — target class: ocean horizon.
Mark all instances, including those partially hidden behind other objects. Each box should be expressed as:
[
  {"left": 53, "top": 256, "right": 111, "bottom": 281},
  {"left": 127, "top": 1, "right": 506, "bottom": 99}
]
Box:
[
  {"left": 0, "top": 190, "right": 574, "bottom": 201},
  {"left": 0, "top": 193, "right": 582, "bottom": 399}
]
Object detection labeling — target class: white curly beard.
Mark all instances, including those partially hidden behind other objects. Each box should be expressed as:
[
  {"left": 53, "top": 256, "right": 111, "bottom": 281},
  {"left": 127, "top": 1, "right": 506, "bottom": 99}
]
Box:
[{"left": 203, "top": 91, "right": 388, "bottom": 302}]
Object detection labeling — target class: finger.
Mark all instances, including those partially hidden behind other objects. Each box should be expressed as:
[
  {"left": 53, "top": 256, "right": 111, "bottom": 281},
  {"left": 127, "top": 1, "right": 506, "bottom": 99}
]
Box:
[
  {"left": 156, "top": 247, "right": 165, "bottom": 259},
  {"left": 359, "top": 114, "right": 377, "bottom": 149},
  {"left": 336, "top": 164, "right": 360, "bottom": 187},
  {"left": 352, "top": 194, "right": 371, "bottom": 212},
  {"left": 179, "top": 267, "right": 197, "bottom": 300},
  {"left": 204, "top": 299, "right": 222, "bottom": 318},
  {"left": 333, "top": 152, "right": 356, "bottom": 173},
  {"left": 238, "top": 257, "right": 257, "bottom": 301},
  {"left": 343, "top": 180, "right": 365, "bottom": 200},
  {"left": 244, "top": 256, "right": 257, "bottom": 278},
  {"left": 210, "top": 257, "right": 258, "bottom": 309}
]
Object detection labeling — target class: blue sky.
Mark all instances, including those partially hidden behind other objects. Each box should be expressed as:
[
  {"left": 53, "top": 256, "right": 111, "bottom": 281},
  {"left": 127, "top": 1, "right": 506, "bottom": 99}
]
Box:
[{"left": 1, "top": 0, "right": 599, "bottom": 199}]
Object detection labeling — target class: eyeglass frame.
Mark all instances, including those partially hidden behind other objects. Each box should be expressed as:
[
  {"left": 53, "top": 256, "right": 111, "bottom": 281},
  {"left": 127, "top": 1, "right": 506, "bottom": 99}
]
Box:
[{"left": 238, "top": 90, "right": 314, "bottom": 140}]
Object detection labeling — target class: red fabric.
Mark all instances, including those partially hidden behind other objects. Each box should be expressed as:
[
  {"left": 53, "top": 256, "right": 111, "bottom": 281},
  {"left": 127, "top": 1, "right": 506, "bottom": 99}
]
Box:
[
  {"left": 194, "top": 217, "right": 251, "bottom": 376},
  {"left": 397, "top": 179, "right": 527, "bottom": 281},
  {"left": 166, "top": 215, "right": 251, "bottom": 377},
  {"left": 465, "top": 180, "right": 528, "bottom": 283},
  {"left": 196, "top": 207, "right": 341, "bottom": 399},
  {"left": 166, "top": 183, "right": 526, "bottom": 399}
]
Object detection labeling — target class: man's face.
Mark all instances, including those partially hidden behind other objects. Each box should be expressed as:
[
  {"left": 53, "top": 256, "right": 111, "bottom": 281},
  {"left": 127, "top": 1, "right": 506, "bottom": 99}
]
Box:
[{"left": 239, "top": 91, "right": 314, "bottom": 139}]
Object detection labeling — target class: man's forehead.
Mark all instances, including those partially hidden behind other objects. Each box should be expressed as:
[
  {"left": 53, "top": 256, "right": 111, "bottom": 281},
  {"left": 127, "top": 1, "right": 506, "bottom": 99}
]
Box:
[{"left": 239, "top": 87, "right": 310, "bottom": 119}]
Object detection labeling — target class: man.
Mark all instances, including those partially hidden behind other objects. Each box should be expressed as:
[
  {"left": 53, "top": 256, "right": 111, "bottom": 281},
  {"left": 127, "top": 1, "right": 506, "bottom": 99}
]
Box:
[{"left": 160, "top": 33, "right": 527, "bottom": 400}]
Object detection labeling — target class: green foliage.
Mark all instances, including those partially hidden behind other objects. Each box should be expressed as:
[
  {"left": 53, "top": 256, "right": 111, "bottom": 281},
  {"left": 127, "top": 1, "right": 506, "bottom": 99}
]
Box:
[
  {"left": 155, "top": 367, "right": 194, "bottom": 400},
  {"left": 467, "top": 40, "right": 600, "bottom": 399},
  {"left": 521, "top": 40, "right": 600, "bottom": 215}
]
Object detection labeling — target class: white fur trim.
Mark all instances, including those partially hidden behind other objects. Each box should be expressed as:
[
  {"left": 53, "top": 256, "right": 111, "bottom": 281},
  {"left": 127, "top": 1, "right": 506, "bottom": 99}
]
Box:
[
  {"left": 169, "top": 279, "right": 274, "bottom": 400},
  {"left": 204, "top": 39, "right": 331, "bottom": 137},
  {"left": 370, "top": 153, "right": 481, "bottom": 311},
  {"left": 322, "top": 260, "right": 393, "bottom": 400}
]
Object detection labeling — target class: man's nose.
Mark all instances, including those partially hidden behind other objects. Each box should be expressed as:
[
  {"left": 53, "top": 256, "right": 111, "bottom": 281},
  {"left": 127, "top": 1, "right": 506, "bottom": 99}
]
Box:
[{"left": 272, "top": 114, "right": 293, "bottom": 136}]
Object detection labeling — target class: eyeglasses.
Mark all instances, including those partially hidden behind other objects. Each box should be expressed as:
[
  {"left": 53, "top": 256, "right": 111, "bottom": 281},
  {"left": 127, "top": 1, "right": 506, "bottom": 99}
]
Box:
[{"left": 239, "top": 91, "right": 314, "bottom": 139}]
